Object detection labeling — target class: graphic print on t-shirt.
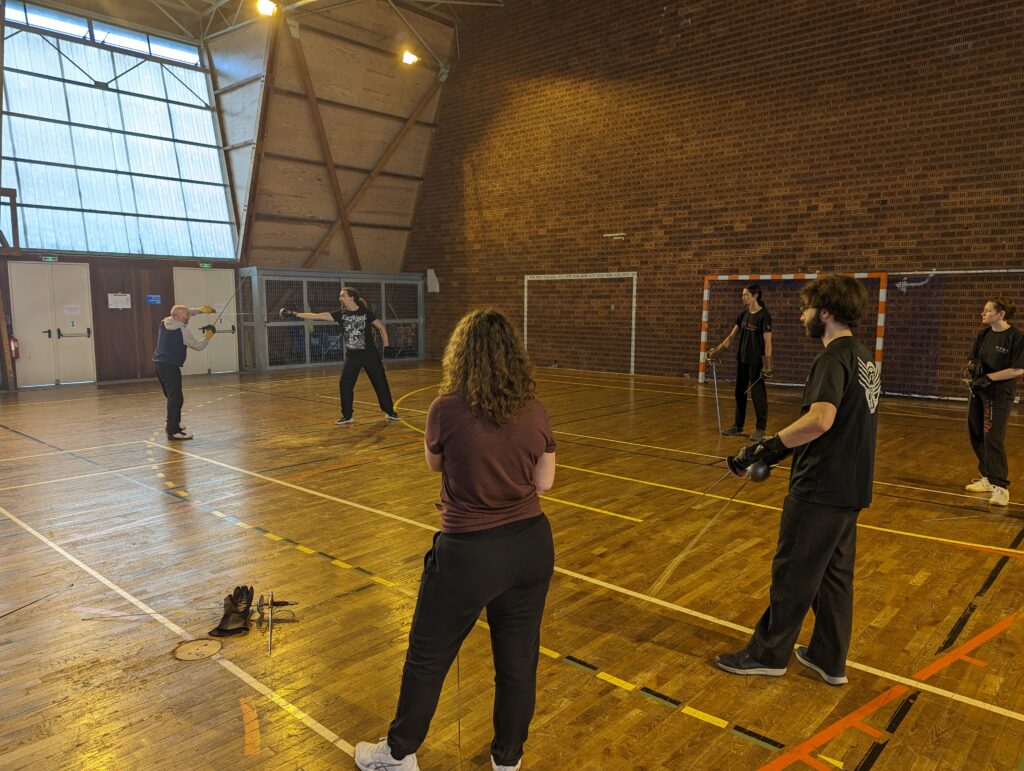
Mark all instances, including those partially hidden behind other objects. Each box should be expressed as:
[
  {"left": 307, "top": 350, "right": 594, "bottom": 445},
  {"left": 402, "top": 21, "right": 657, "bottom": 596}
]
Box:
[
  {"left": 857, "top": 358, "right": 881, "bottom": 414},
  {"left": 342, "top": 313, "right": 367, "bottom": 350}
]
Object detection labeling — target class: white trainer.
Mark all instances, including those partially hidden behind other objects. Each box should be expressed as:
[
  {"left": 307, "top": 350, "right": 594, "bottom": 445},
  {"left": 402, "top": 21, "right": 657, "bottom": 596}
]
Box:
[
  {"left": 492, "top": 756, "right": 522, "bottom": 771},
  {"left": 989, "top": 486, "right": 1009, "bottom": 507},
  {"left": 965, "top": 477, "right": 993, "bottom": 493},
  {"left": 354, "top": 739, "right": 419, "bottom": 771}
]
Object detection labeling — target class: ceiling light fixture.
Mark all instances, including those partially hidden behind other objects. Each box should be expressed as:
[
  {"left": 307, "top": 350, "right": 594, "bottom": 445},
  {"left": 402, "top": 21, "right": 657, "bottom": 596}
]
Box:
[
  {"left": 401, "top": 50, "right": 419, "bottom": 65},
  {"left": 257, "top": 0, "right": 278, "bottom": 16}
]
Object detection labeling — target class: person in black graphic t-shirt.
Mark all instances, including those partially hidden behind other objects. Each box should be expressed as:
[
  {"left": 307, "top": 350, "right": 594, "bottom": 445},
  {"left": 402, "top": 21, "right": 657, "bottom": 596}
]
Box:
[
  {"left": 715, "top": 274, "right": 880, "bottom": 685},
  {"left": 963, "top": 297, "right": 1024, "bottom": 508},
  {"left": 286, "top": 287, "right": 399, "bottom": 425},
  {"left": 707, "top": 283, "right": 773, "bottom": 440}
]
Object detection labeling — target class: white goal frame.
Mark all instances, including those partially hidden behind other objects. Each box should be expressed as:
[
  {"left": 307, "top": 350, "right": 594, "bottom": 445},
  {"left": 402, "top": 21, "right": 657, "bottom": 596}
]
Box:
[
  {"left": 523, "top": 271, "right": 638, "bottom": 374},
  {"left": 699, "top": 271, "right": 887, "bottom": 383}
]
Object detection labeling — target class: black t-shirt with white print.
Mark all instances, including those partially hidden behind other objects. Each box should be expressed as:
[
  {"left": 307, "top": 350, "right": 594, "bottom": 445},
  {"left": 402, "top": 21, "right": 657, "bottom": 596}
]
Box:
[
  {"left": 734, "top": 308, "right": 772, "bottom": 365},
  {"left": 330, "top": 306, "right": 378, "bottom": 353},
  {"left": 969, "top": 326, "right": 1024, "bottom": 403},
  {"left": 789, "top": 335, "right": 880, "bottom": 509}
]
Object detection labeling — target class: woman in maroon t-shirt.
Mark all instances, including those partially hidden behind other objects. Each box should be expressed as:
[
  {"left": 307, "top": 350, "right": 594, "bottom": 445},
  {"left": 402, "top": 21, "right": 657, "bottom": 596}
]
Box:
[{"left": 356, "top": 309, "right": 556, "bottom": 771}]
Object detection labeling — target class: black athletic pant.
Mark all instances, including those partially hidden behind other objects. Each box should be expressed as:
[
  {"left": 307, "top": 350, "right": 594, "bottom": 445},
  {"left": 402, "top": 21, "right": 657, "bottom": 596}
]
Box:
[
  {"left": 967, "top": 393, "right": 1011, "bottom": 489},
  {"left": 387, "top": 515, "right": 555, "bottom": 767},
  {"left": 154, "top": 363, "right": 184, "bottom": 436},
  {"left": 339, "top": 348, "right": 395, "bottom": 419},
  {"left": 734, "top": 360, "right": 768, "bottom": 430},
  {"left": 745, "top": 496, "right": 859, "bottom": 677}
]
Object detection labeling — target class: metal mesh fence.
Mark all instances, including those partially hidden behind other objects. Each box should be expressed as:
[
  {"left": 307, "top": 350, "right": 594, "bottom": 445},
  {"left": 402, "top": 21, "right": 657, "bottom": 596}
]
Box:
[{"left": 239, "top": 268, "right": 424, "bottom": 370}]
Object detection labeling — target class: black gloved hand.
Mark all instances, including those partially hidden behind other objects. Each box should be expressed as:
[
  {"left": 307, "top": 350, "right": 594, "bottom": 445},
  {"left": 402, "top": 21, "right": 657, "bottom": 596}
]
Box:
[
  {"left": 762, "top": 354, "right": 774, "bottom": 380},
  {"left": 963, "top": 359, "right": 982, "bottom": 381},
  {"left": 727, "top": 434, "right": 792, "bottom": 480},
  {"left": 279, "top": 308, "right": 298, "bottom": 320},
  {"left": 970, "top": 375, "right": 993, "bottom": 393}
]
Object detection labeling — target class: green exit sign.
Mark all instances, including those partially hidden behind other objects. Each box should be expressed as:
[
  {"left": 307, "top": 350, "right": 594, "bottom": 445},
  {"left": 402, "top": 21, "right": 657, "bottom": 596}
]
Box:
[
  {"left": 198, "top": 261, "right": 212, "bottom": 268},
  {"left": 41, "top": 255, "right": 58, "bottom": 262}
]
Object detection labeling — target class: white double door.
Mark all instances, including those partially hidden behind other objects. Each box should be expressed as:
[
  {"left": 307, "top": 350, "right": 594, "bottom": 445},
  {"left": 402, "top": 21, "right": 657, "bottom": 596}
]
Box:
[
  {"left": 8, "top": 262, "right": 96, "bottom": 387},
  {"left": 172, "top": 267, "right": 239, "bottom": 375}
]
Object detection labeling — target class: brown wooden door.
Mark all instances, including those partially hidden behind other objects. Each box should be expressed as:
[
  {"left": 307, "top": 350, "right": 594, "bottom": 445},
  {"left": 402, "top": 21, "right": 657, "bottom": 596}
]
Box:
[
  {"left": 134, "top": 265, "right": 175, "bottom": 380},
  {"left": 91, "top": 262, "right": 138, "bottom": 381}
]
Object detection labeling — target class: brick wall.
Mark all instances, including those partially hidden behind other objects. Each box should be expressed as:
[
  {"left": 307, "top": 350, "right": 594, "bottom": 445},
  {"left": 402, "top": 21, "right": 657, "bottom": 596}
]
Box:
[{"left": 405, "top": 0, "right": 1024, "bottom": 397}]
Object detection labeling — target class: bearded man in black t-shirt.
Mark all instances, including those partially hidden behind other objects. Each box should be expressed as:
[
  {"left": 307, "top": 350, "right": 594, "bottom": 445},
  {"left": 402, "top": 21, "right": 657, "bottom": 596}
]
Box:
[
  {"left": 963, "top": 298, "right": 1024, "bottom": 508},
  {"left": 715, "top": 274, "right": 880, "bottom": 686}
]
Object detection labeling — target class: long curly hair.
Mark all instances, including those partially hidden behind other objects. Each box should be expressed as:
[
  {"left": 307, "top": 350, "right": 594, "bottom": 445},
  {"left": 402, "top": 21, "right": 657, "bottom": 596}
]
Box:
[{"left": 440, "top": 309, "right": 536, "bottom": 426}]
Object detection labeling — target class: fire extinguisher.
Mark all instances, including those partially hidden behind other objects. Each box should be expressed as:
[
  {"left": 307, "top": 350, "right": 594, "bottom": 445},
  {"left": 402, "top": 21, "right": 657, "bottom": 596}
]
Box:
[{"left": 9, "top": 336, "right": 18, "bottom": 360}]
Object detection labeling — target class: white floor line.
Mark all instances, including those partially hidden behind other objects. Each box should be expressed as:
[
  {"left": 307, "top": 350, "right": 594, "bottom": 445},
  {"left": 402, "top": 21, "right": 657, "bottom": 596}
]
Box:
[
  {"left": 0, "top": 503, "right": 355, "bottom": 757},
  {"left": 0, "top": 459, "right": 187, "bottom": 492},
  {"left": 0, "top": 440, "right": 149, "bottom": 463},
  {"left": 145, "top": 442, "right": 1024, "bottom": 724}
]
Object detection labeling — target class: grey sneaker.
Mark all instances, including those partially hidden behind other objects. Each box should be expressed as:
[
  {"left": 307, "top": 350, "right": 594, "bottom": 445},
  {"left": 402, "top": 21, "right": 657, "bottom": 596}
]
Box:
[
  {"left": 749, "top": 429, "right": 766, "bottom": 441},
  {"left": 795, "top": 646, "right": 848, "bottom": 685},
  {"left": 714, "top": 650, "right": 786, "bottom": 677},
  {"left": 384, "top": 412, "right": 401, "bottom": 421},
  {"left": 965, "top": 477, "right": 993, "bottom": 493},
  {"left": 335, "top": 416, "right": 354, "bottom": 425},
  {"left": 354, "top": 739, "right": 419, "bottom": 770},
  {"left": 989, "top": 486, "right": 1009, "bottom": 507},
  {"left": 721, "top": 425, "right": 744, "bottom": 436},
  {"left": 492, "top": 756, "right": 522, "bottom": 771}
]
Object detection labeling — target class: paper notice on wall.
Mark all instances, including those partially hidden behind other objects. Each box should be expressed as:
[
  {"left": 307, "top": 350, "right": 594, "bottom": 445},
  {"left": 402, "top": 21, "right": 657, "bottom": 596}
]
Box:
[
  {"left": 63, "top": 304, "right": 81, "bottom": 315},
  {"left": 108, "top": 293, "right": 131, "bottom": 309}
]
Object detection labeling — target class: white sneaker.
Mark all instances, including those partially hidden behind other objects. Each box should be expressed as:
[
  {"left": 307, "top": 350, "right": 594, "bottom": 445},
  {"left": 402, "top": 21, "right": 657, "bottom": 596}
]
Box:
[
  {"left": 492, "top": 756, "right": 522, "bottom": 771},
  {"left": 966, "top": 477, "right": 993, "bottom": 493},
  {"left": 989, "top": 486, "right": 1009, "bottom": 507},
  {"left": 354, "top": 739, "right": 419, "bottom": 771}
]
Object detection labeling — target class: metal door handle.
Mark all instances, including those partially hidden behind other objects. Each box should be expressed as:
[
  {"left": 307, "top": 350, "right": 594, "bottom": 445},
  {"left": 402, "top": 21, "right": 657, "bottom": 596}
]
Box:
[
  {"left": 43, "top": 329, "right": 52, "bottom": 338},
  {"left": 57, "top": 327, "right": 91, "bottom": 339}
]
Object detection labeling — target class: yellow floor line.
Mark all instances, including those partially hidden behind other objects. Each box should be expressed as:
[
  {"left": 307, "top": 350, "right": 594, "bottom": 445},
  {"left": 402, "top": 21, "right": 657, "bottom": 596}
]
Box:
[
  {"left": 539, "top": 494, "right": 642, "bottom": 522},
  {"left": 681, "top": 705, "right": 730, "bottom": 728}
]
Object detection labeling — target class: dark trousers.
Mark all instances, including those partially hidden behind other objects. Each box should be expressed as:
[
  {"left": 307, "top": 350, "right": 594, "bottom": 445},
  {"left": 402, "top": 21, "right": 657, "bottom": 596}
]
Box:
[
  {"left": 339, "top": 349, "right": 395, "bottom": 419},
  {"left": 388, "top": 516, "right": 555, "bottom": 766},
  {"left": 967, "top": 393, "right": 1011, "bottom": 489},
  {"left": 734, "top": 361, "right": 768, "bottom": 430},
  {"left": 745, "top": 496, "right": 859, "bottom": 676},
  {"left": 154, "top": 363, "right": 183, "bottom": 436}
]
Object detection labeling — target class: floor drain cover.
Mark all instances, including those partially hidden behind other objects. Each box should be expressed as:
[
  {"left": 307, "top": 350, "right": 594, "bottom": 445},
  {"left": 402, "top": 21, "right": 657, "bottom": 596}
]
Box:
[{"left": 174, "top": 639, "right": 222, "bottom": 660}]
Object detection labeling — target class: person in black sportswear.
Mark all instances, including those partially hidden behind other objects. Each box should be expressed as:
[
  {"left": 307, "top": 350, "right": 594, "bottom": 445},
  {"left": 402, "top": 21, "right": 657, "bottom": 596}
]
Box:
[
  {"left": 286, "top": 287, "right": 399, "bottom": 425},
  {"left": 715, "top": 274, "right": 880, "bottom": 685},
  {"left": 707, "top": 283, "right": 773, "bottom": 440},
  {"left": 152, "top": 303, "right": 216, "bottom": 440},
  {"left": 963, "top": 297, "right": 1024, "bottom": 508}
]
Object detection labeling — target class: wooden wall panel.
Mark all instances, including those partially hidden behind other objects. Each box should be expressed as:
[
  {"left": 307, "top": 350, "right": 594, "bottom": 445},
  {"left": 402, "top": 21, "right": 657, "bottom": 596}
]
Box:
[
  {"left": 319, "top": 227, "right": 406, "bottom": 273},
  {"left": 276, "top": 24, "right": 443, "bottom": 120},
  {"left": 207, "top": 22, "right": 269, "bottom": 87},
  {"left": 317, "top": 0, "right": 455, "bottom": 69},
  {"left": 253, "top": 157, "right": 336, "bottom": 221},
  {"left": 249, "top": 219, "right": 324, "bottom": 250}
]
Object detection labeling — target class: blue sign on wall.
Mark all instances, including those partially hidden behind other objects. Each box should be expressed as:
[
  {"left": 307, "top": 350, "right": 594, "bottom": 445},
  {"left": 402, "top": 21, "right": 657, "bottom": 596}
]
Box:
[{"left": 146, "top": 294, "right": 162, "bottom": 305}]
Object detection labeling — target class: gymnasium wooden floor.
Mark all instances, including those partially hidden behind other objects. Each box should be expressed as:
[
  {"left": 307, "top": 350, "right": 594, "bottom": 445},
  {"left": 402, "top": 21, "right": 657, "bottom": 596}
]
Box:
[{"left": 1, "top": 364, "right": 1022, "bottom": 770}]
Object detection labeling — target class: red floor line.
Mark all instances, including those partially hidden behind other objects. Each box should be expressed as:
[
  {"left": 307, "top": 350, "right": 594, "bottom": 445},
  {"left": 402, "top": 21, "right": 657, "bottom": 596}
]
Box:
[{"left": 759, "top": 610, "right": 1021, "bottom": 770}]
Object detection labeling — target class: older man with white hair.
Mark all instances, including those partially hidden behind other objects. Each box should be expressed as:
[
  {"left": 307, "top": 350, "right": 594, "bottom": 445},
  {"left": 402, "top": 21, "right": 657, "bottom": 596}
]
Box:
[{"left": 153, "top": 303, "right": 216, "bottom": 440}]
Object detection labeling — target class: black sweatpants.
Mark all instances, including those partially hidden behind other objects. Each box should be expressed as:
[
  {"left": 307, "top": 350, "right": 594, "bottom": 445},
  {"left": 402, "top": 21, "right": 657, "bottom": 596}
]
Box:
[
  {"left": 745, "top": 496, "right": 859, "bottom": 677},
  {"left": 154, "top": 363, "right": 183, "bottom": 436},
  {"left": 339, "top": 348, "right": 395, "bottom": 419},
  {"left": 967, "top": 393, "right": 1011, "bottom": 489},
  {"left": 387, "top": 515, "right": 555, "bottom": 766},
  {"left": 734, "top": 360, "right": 768, "bottom": 431}
]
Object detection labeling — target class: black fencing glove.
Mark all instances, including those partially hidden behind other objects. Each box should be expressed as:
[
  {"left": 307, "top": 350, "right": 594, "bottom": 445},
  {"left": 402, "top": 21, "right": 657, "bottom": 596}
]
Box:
[
  {"left": 727, "top": 434, "right": 792, "bottom": 482},
  {"left": 970, "top": 375, "right": 993, "bottom": 393},
  {"left": 279, "top": 308, "right": 298, "bottom": 320},
  {"left": 963, "top": 359, "right": 982, "bottom": 380},
  {"left": 209, "top": 585, "right": 254, "bottom": 637}
]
